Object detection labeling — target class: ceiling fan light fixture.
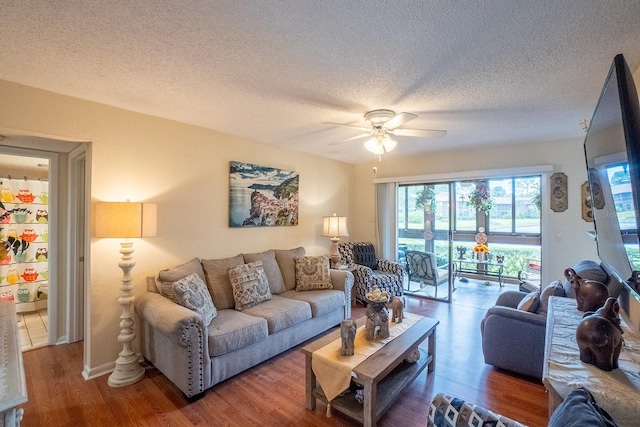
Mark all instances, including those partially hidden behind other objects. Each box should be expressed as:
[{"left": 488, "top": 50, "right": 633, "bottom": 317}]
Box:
[
  {"left": 364, "top": 137, "right": 385, "bottom": 155},
  {"left": 382, "top": 135, "right": 397, "bottom": 152}
]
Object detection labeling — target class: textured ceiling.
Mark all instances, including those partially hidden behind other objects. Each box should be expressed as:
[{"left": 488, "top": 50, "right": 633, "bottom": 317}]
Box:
[{"left": 1, "top": 1, "right": 640, "bottom": 164}]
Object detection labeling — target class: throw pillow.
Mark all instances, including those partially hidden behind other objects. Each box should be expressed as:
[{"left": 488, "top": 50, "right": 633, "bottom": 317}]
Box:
[
  {"left": 351, "top": 243, "right": 377, "bottom": 270},
  {"left": 172, "top": 273, "right": 217, "bottom": 324},
  {"left": 243, "top": 250, "right": 286, "bottom": 294},
  {"left": 274, "top": 247, "right": 306, "bottom": 291},
  {"left": 157, "top": 257, "right": 206, "bottom": 304},
  {"left": 539, "top": 280, "right": 566, "bottom": 314},
  {"left": 294, "top": 255, "right": 333, "bottom": 291},
  {"left": 228, "top": 261, "right": 272, "bottom": 311},
  {"left": 517, "top": 289, "right": 541, "bottom": 312}
]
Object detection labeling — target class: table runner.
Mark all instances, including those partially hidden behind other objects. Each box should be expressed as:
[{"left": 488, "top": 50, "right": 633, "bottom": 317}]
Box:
[
  {"left": 312, "top": 312, "right": 421, "bottom": 403},
  {"left": 544, "top": 297, "right": 640, "bottom": 427}
]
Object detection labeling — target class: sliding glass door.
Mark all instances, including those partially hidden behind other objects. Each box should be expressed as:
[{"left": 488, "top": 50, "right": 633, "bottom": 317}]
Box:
[
  {"left": 398, "top": 175, "right": 542, "bottom": 303},
  {"left": 398, "top": 183, "right": 454, "bottom": 302}
]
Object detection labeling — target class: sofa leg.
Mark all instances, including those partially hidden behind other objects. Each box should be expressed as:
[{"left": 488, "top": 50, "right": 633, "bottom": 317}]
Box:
[{"left": 184, "top": 391, "right": 206, "bottom": 403}]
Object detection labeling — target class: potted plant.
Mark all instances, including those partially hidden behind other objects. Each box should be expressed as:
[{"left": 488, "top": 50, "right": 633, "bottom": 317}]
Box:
[
  {"left": 466, "top": 184, "right": 493, "bottom": 214},
  {"left": 415, "top": 187, "right": 437, "bottom": 214}
]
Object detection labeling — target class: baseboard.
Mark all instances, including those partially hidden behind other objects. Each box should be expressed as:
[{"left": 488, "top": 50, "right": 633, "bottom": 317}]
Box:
[{"left": 81, "top": 352, "right": 145, "bottom": 381}]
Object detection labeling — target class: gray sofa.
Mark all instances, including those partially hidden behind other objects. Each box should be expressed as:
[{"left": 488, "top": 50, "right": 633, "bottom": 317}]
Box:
[
  {"left": 480, "top": 260, "right": 623, "bottom": 379},
  {"left": 136, "top": 247, "right": 353, "bottom": 399}
]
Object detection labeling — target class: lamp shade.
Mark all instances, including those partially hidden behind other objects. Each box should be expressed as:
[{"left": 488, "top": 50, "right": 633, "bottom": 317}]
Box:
[
  {"left": 95, "top": 202, "right": 157, "bottom": 238},
  {"left": 322, "top": 215, "right": 349, "bottom": 238}
]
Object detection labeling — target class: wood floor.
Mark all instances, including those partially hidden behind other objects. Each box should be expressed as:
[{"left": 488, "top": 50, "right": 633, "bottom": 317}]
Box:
[{"left": 20, "top": 296, "right": 548, "bottom": 426}]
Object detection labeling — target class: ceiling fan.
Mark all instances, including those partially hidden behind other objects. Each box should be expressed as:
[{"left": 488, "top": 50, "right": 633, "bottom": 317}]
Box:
[{"left": 324, "top": 109, "right": 447, "bottom": 156}]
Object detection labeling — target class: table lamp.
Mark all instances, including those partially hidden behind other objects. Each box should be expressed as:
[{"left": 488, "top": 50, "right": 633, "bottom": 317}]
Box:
[
  {"left": 95, "top": 201, "right": 157, "bottom": 387},
  {"left": 322, "top": 213, "right": 348, "bottom": 268}
]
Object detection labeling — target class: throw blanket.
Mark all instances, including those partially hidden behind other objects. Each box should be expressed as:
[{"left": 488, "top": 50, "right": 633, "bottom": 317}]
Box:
[{"left": 312, "top": 312, "right": 421, "bottom": 402}]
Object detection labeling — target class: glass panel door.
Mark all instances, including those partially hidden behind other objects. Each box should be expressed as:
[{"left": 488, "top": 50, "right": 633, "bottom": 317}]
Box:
[{"left": 398, "top": 183, "right": 453, "bottom": 302}]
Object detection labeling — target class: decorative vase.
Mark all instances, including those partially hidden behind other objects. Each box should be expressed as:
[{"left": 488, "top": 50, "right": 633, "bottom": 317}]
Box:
[{"left": 476, "top": 252, "right": 486, "bottom": 262}]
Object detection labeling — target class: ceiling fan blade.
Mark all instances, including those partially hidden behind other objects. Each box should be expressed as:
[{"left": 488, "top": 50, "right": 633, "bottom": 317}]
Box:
[
  {"left": 392, "top": 128, "right": 447, "bottom": 138},
  {"left": 383, "top": 112, "right": 418, "bottom": 130},
  {"left": 322, "top": 122, "right": 371, "bottom": 132},
  {"left": 328, "top": 132, "right": 372, "bottom": 146}
]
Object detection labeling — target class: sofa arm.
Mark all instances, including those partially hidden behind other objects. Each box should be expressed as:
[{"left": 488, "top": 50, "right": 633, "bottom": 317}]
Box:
[
  {"left": 480, "top": 306, "right": 547, "bottom": 379},
  {"left": 494, "top": 290, "right": 529, "bottom": 309},
  {"left": 137, "top": 291, "right": 206, "bottom": 339},
  {"left": 377, "top": 259, "right": 404, "bottom": 276},
  {"left": 330, "top": 269, "right": 354, "bottom": 319},
  {"left": 136, "top": 292, "right": 211, "bottom": 398}
]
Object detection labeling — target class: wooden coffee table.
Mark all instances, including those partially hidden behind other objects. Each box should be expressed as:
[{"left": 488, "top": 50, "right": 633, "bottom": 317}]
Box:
[{"left": 301, "top": 315, "right": 439, "bottom": 427}]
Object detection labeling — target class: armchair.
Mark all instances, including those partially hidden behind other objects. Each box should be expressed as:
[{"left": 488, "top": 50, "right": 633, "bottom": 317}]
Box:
[
  {"left": 338, "top": 242, "right": 404, "bottom": 304},
  {"left": 480, "top": 259, "right": 619, "bottom": 379}
]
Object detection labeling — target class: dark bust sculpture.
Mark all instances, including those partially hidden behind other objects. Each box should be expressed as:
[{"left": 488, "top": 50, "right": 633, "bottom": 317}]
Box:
[
  {"left": 576, "top": 297, "right": 624, "bottom": 371},
  {"left": 564, "top": 267, "right": 609, "bottom": 312}
]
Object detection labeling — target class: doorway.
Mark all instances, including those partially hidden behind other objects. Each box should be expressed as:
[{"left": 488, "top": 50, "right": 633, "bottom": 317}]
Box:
[
  {"left": 0, "top": 135, "right": 87, "bottom": 353},
  {"left": 398, "top": 182, "right": 454, "bottom": 302}
]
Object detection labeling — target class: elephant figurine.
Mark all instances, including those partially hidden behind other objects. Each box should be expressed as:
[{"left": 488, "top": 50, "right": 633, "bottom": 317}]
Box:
[
  {"left": 389, "top": 296, "right": 404, "bottom": 323},
  {"left": 365, "top": 301, "right": 390, "bottom": 340},
  {"left": 340, "top": 319, "right": 356, "bottom": 356},
  {"left": 576, "top": 297, "right": 624, "bottom": 371},
  {"left": 564, "top": 268, "right": 609, "bottom": 312}
]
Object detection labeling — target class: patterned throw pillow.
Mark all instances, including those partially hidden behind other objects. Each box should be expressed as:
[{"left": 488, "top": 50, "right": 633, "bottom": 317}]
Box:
[
  {"left": 228, "top": 261, "right": 272, "bottom": 311},
  {"left": 294, "top": 255, "right": 333, "bottom": 291},
  {"left": 172, "top": 273, "right": 217, "bottom": 324}
]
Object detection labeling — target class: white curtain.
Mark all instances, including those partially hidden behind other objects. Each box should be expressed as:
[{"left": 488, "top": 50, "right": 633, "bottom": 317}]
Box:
[{"left": 375, "top": 182, "right": 398, "bottom": 260}]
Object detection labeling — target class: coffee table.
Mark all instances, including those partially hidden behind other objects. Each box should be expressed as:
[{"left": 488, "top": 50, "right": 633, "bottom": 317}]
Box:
[{"left": 301, "top": 315, "right": 439, "bottom": 427}]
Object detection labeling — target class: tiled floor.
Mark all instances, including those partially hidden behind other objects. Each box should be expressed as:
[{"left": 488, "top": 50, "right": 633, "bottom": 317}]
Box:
[
  {"left": 405, "top": 276, "right": 519, "bottom": 309},
  {"left": 18, "top": 308, "right": 49, "bottom": 352}
]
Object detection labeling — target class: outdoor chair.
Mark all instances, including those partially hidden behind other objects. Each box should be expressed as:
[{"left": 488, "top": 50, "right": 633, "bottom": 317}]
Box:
[{"left": 404, "top": 250, "right": 449, "bottom": 297}]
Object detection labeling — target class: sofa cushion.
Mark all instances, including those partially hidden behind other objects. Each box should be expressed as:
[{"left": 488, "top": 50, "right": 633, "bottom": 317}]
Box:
[
  {"left": 157, "top": 257, "right": 206, "bottom": 304},
  {"left": 243, "top": 250, "right": 286, "bottom": 294},
  {"left": 242, "top": 295, "right": 311, "bottom": 334},
  {"left": 539, "top": 280, "right": 565, "bottom": 314},
  {"left": 274, "top": 247, "right": 306, "bottom": 291},
  {"left": 564, "top": 260, "right": 608, "bottom": 297},
  {"left": 202, "top": 254, "right": 245, "bottom": 310},
  {"left": 294, "top": 255, "right": 332, "bottom": 291},
  {"left": 207, "top": 309, "right": 268, "bottom": 357},
  {"left": 228, "top": 261, "right": 272, "bottom": 311},
  {"left": 172, "top": 273, "right": 217, "bottom": 324},
  {"left": 517, "top": 289, "right": 540, "bottom": 312},
  {"left": 280, "top": 289, "right": 344, "bottom": 318}
]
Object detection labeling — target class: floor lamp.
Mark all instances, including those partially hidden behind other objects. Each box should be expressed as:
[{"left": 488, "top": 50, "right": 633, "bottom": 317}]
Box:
[
  {"left": 322, "top": 214, "right": 349, "bottom": 268},
  {"left": 95, "top": 201, "right": 157, "bottom": 387}
]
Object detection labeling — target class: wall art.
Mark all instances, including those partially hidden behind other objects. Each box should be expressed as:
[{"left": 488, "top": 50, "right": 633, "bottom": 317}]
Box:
[
  {"left": 229, "top": 161, "right": 299, "bottom": 227},
  {"left": 550, "top": 172, "right": 568, "bottom": 212},
  {"left": 581, "top": 181, "right": 594, "bottom": 222}
]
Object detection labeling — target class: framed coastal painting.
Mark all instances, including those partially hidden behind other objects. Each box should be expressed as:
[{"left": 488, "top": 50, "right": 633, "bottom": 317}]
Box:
[{"left": 229, "top": 161, "right": 299, "bottom": 227}]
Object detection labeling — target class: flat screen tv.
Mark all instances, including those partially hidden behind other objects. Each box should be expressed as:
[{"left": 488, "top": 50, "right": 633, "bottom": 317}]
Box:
[{"left": 584, "top": 54, "right": 640, "bottom": 317}]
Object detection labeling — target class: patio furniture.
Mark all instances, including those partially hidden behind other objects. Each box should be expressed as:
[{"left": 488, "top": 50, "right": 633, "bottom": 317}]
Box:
[{"left": 404, "top": 250, "right": 448, "bottom": 297}]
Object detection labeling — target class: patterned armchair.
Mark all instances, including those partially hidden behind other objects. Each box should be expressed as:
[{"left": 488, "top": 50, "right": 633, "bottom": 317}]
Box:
[{"left": 338, "top": 242, "right": 404, "bottom": 304}]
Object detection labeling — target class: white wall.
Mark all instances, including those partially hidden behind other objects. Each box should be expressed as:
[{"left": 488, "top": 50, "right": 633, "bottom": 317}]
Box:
[
  {"left": 352, "top": 137, "right": 599, "bottom": 285},
  {"left": 0, "top": 79, "right": 354, "bottom": 375}
]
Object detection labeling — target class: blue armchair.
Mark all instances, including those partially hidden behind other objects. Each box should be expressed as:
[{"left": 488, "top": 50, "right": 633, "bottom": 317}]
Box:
[
  {"left": 338, "top": 241, "right": 404, "bottom": 304},
  {"left": 480, "top": 259, "right": 620, "bottom": 379}
]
